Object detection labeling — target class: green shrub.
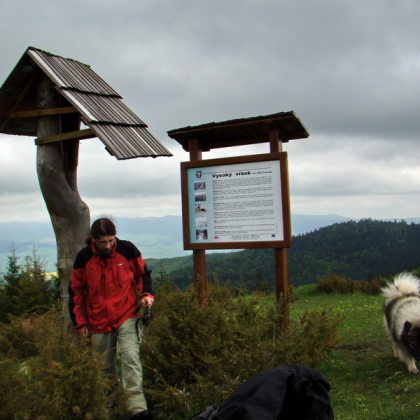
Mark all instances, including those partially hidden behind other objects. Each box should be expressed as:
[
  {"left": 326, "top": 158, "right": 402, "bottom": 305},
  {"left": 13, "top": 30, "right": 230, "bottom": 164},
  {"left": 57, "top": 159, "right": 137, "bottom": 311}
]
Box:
[
  {"left": 0, "top": 310, "right": 125, "bottom": 420},
  {"left": 141, "top": 281, "right": 340, "bottom": 419},
  {"left": 316, "top": 275, "right": 356, "bottom": 294},
  {"left": 0, "top": 314, "right": 39, "bottom": 359},
  {"left": 0, "top": 283, "right": 340, "bottom": 420},
  {"left": 316, "top": 274, "right": 386, "bottom": 295},
  {"left": 357, "top": 278, "right": 383, "bottom": 295}
]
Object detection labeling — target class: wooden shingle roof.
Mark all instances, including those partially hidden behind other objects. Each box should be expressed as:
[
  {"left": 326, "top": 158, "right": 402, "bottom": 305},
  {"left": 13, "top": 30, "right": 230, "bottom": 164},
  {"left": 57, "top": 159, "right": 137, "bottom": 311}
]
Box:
[
  {"left": 167, "top": 111, "right": 309, "bottom": 152},
  {"left": 0, "top": 47, "right": 172, "bottom": 160}
]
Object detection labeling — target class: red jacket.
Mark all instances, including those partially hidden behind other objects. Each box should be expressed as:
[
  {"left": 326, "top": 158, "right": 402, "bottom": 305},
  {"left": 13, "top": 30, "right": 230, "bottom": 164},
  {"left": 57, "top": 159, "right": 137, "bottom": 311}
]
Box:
[{"left": 69, "top": 238, "right": 154, "bottom": 333}]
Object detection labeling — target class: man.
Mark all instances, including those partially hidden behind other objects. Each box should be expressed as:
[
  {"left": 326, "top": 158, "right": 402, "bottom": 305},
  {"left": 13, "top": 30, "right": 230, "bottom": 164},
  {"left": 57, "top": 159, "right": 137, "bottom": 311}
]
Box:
[{"left": 69, "top": 218, "right": 154, "bottom": 420}]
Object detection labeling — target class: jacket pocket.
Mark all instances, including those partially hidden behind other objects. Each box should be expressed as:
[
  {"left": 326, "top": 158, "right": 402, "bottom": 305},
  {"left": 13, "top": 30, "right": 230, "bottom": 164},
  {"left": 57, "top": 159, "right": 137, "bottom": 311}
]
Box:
[{"left": 115, "top": 263, "right": 135, "bottom": 288}]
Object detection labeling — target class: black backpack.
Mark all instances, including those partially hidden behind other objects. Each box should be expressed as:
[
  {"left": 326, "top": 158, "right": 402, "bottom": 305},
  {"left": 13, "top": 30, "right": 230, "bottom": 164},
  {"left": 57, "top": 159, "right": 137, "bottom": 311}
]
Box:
[{"left": 194, "top": 406, "right": 219, "bottom": 419}]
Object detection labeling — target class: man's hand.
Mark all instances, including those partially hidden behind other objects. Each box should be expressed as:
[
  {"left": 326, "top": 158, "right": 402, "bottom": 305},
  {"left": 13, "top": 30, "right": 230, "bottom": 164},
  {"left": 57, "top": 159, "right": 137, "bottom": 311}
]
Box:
[
  {"left": 141, "top": 296, "right": 154, "bottom": 307},
  {"left": 79, "top": 326, "right": 90, "bottom": 338}
]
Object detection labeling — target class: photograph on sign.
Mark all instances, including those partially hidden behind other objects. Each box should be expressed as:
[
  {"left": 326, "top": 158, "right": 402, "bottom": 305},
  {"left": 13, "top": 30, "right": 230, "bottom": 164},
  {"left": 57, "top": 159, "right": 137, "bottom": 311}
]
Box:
[{"left": 181, "top": 153, "right": 291, "bottom": 250}]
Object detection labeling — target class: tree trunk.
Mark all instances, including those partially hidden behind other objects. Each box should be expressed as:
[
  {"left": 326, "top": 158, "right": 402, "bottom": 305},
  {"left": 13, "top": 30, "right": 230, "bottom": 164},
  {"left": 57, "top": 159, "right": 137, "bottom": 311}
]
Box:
[{"left": 36, "top": 75, "right": 90, "bottom": 329}]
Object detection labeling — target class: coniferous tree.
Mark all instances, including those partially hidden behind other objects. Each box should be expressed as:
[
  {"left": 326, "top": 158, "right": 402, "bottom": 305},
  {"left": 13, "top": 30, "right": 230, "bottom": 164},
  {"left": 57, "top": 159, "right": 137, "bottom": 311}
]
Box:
[
  {"left": 0, "top": 274, "right": 7, "bottom": 324},
  {"left": 0, "top": 247, "right": 58, "bottom": 322},
  {"left": 252, "top": 272, "right": 271, "bottom": 294},
  {"left": 12, "top": 249, "right": 56, "bottom": 315},
  {"left": 1, "top": 246, "right": 22, "bottom": 321}
]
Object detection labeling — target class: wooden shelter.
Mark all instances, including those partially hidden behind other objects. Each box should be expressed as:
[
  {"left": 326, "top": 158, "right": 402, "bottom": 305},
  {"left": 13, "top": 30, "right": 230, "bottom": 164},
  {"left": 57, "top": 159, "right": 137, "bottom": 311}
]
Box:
[
  {"left": 168, "top": 111, "right": 309, "bottom": 302},
  {"left": 0, "top": 46, "right": 172, "bottom": 159}
]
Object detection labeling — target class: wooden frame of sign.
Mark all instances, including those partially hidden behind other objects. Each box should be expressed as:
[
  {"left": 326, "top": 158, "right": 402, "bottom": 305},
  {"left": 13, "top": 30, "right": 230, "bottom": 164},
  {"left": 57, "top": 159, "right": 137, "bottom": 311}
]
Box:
[{"left": 180, "top": 152, "right": 291, "bottom": 250}]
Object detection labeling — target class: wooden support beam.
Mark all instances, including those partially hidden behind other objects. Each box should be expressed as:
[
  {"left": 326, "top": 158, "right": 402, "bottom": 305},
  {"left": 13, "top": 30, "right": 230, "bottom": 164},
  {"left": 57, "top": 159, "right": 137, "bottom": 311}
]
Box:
[
  {"left": 6, "top": 106, "right": 78, "bottom": 119},
  {"left": 193, "top": 249, "right": 207, "bottom": 305},
  {"left": 274, "top": 248, "right": 289, "bottom": 301},
  {"left": 269, "top": 128, "right": 283, "bottom": 152},
  {"left": 189, "top": 137, "right": 207, "bottom": 305},
  {"left": 0, "top": 75, "right": 36, "bottom": 132},
  {"left": 35, "top": 128, "right": 95, "bottom": 145},
  {"left": 274, "top": 247, "right": 289, "bottom": 327},
  {"left": 270, "top": 128, "right": 288, "bottom": 312},
  {"left": 189, "top": 138, "right": 203, "bottom": 161}
]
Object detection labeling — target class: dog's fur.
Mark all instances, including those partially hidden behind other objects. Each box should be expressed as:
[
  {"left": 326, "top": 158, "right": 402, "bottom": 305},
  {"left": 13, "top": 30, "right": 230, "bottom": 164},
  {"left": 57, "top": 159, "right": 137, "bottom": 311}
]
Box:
[{"left": 382, "top": 273, "right": 420, "bottom": 373}]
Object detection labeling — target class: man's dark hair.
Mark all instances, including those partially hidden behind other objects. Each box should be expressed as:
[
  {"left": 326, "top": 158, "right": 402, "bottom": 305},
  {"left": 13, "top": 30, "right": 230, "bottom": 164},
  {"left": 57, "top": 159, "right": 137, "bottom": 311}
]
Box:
[{"left": 86, "top": 218, "right": 116, "bottom": 244}]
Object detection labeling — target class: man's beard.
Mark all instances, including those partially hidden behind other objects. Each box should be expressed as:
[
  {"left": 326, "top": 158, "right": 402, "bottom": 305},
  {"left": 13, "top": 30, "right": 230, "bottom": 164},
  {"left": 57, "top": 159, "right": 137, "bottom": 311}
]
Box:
[{"left": 99, "top": 246, "right": 114, "bottom": 257}]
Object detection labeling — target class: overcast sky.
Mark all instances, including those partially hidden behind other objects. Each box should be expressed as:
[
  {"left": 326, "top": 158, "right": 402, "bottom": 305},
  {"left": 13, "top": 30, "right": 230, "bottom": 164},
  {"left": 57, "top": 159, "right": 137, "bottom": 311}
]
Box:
[{"left": 1, "top": 0, "right": 420, "bottom": 224}]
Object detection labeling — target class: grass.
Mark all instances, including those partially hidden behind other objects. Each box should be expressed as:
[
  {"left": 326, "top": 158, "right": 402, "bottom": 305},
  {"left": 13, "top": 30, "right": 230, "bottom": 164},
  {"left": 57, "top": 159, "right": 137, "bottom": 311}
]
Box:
[{"left": 289, "top": 285, "right": 420, "bottom": 420}]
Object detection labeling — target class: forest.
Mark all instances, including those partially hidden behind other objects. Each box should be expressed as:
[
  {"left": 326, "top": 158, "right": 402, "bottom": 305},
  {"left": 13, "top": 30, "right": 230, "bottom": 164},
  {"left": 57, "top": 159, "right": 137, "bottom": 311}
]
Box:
[{"left": 146, "top": 218, "right": 420, "bottom": 290}]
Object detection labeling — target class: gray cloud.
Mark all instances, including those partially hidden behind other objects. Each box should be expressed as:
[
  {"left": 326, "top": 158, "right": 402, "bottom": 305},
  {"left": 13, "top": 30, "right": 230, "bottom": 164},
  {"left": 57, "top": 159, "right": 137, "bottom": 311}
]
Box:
[{"left": 0, "top": 0, "right": 420, "bottom": 223}]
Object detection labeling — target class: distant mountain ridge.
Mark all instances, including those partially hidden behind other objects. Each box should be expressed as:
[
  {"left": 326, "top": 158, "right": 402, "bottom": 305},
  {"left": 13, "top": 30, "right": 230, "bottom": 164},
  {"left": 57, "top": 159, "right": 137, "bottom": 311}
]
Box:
[
  {"left": 146, "top": 218, "right": 420, "bottom": 289},
  {"left": 0, "top": 214, "right": 418, "bottom": 272}
]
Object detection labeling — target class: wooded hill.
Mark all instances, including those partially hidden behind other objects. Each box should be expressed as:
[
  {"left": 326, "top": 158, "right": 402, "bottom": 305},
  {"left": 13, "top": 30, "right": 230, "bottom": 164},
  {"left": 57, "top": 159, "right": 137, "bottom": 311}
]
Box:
[{"left": 146, "top": 219, "right": 420, "bottom": 290}]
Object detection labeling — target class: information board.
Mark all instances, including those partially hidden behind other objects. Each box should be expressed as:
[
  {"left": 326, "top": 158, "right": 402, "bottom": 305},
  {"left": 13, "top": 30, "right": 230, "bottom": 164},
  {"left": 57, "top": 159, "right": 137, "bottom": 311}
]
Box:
[{"left": 180, "top": 153, "right": 291, "bottom": 250}]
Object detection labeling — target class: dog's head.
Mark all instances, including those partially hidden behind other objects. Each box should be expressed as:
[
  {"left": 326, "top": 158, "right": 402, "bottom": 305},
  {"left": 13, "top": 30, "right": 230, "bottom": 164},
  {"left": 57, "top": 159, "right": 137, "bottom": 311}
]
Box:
[{"left": 402, "top": 321, "right": 420, "bottom": 360}]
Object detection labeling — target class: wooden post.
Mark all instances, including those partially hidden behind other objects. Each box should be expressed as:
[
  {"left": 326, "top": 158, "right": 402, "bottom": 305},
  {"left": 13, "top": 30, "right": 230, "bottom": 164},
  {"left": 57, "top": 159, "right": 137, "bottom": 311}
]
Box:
[
  {"left": 193, "top": 250, "right": 207, "bottom": 305},
  {"left": 274, "top": 248, "right": 288, "bottom": 301},
  {"left": 269, "top": 129, "right": 289, "bottom": 305},
  {"left": 189, "top": 139, "right": 207, "bottom": 305},
  {"left": 36, "top": 75, "right": 90, "bottom": 329}
]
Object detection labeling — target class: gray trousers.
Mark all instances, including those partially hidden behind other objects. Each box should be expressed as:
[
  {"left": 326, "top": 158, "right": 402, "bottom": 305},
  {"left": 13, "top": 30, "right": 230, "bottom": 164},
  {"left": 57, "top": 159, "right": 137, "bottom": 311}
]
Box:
[{"left": 91, "top": 317, "right": 147, "bottom": 416}]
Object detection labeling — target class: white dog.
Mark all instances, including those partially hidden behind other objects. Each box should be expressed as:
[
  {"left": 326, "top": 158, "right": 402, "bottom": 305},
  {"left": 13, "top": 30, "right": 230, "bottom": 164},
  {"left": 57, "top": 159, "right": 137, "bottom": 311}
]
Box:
[{"left": 382, "top": 273, "right": 420, "bottom": 373}]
